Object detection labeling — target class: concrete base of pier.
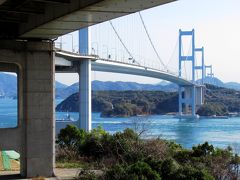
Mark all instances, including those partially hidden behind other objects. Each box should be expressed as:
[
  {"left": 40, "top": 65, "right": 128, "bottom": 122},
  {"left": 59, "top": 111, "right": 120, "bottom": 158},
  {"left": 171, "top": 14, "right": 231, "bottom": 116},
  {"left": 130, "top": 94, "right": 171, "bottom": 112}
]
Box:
[{"left": 178, "top": 85, "right": 204, "bottom": 117}]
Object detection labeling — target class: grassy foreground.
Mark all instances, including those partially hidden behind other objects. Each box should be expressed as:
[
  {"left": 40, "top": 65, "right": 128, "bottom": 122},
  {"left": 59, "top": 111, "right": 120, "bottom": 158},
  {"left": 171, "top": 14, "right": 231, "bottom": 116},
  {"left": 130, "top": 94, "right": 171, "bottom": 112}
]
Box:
[{"left": 56, "top": 125, "right": 240, "bottom": 180}]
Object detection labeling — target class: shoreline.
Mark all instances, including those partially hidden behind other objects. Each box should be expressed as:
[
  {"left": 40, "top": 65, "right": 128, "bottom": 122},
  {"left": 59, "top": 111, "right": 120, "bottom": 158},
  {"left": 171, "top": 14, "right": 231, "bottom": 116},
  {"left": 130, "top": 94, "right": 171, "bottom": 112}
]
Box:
[{"left": 56, "top": 111, "right": 240, "bottom": 119}]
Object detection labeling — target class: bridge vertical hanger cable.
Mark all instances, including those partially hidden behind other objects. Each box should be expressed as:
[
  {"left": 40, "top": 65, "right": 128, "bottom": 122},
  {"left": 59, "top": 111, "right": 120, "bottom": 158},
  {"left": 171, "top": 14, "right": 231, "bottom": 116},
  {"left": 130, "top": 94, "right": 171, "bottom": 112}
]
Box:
[
  {"left": 138, "top": 11, "right": 166, "bottom": 70},
  {"left": 165, "top": 38, "right": 178, "bottom": 74},
  {"left": 109, "top": 20, "right": 139, "bottom": 65}
]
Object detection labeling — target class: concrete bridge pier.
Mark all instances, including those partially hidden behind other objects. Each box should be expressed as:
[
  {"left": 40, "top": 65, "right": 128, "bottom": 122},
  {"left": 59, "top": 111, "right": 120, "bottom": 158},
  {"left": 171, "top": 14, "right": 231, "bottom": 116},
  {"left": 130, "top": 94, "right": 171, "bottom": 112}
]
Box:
[
  {"left": 179, "top": 85, "right": 204, "bottom": 118},
  {"left": 178, "top": 85, "right": 196, "bottom": 117},
  {"left": 78, "top": 28, "right": 92, "bottom": 131},
  {"left": 0, "top": 40, "right": 55, "bottom": 178},
  {"left": 78, "top": 59, "right": 92, "bottom": 131}
]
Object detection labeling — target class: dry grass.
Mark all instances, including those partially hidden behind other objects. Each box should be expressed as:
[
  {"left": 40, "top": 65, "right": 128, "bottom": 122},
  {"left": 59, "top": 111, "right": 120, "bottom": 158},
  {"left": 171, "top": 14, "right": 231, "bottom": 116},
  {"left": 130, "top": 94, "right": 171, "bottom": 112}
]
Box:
[{"left": 142, "top": 139, "right": 169, "bottom": 160}]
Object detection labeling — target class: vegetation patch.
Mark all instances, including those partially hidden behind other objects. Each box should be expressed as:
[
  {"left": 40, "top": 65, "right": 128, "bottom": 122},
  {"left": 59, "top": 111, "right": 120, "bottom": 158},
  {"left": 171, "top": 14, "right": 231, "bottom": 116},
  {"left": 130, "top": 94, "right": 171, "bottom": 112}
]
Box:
[{"left": 56, "top": 125, "right": 240, "bottom": 179}]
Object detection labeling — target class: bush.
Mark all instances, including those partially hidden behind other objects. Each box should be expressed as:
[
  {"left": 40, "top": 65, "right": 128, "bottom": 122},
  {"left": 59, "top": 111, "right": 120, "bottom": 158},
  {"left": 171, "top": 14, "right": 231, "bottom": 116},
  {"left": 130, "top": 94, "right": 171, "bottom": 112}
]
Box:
[
  {"left": 79, "top": 126, "right": 111, "bottom": 158},
  {"left": 108, "top": 128, "right": 141, "bottom": 163},
  {"left": 56, "top": 126, "right": 240, "bottom": 179},
  {"left": 104, "top": 161, "right": 161, "bottom": 180},
  {"left": 56, "top": 125, "right": 87, "bottom": 160},
  {"left": 57, "top": 124, "right": 86, "bottom": 149},
  {"left": 173, "top": 149, "right": 192, "bottom": 164},
  {"left": 143, "top": 157, "right": 162, "bottom": 173},
  {"left": 141, "top": 139, "right": 169, "bottom": 161},
  {"left": 127, "top": 161, "right": 161, "bottom": 180},
  {"left": 160, "top": 158, "right": 179, "bottom": 179},
  {"left": 192, "top": 142, "right": 214, "bottom": 157},
  {"left": 174, "top": 165, "right": 214, "bottom": 180},
  {"left": 104, "top": 164, "right": 127, "bottom": 180}
]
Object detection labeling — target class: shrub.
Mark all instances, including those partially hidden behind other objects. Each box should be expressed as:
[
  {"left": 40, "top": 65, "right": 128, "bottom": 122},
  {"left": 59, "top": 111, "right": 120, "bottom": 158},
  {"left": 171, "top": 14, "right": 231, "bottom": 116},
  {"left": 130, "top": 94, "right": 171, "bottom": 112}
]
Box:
[
  {"left": 108, "top": 128, "right": 141, "bottom": 163},
  {"left": 79, "top": 126, "right": 111, "bottom": 159},
  {"left": 56, "top": 126, "right": 240, "bottom": 179},
  {"left": 209, "top": 147, "right": 238, "bottom": 179},
  {"left": 143, "top": 157, "right": 162, "bottom": 174},
  {"left": 160, "top": 158, "right": 179, "bottom": 179},
  {"left": 56, "top": 125, "right": 86, "bottom": 160},
  {"left": 141, "top": 139, "right": 169, "bottom": 161},
  {"left": 173, "top": 149, "right": 192, "bottom": 164},
  {"left": 173, "top": 165, "right": 214, "bottom": 180},
  {"left": 104, "top": 164, "right": 127, "bottom": 180},
  {"left": 126, "top": 161, "right": 161, "bottom": 180},
  {"left": 57, "top": 124, "right": 86, "bottom": 149},
  {"left": 192, "top": 142, "right": 214, "bottom": 157},
  {"left": 104, "top": 161, "right": 161, "bottom": 180}
]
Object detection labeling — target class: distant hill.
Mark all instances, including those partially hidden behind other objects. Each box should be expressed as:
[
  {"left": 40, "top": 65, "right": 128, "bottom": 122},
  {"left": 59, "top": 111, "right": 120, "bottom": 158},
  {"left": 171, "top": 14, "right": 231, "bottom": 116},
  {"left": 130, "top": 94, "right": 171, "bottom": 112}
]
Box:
[
  {"left": 0, "top": 72, "right": 67, "bottom": 98},
  {"left": 0, "top": 73, "right": 17, "bottom": 98},
  {"left": 203, "top": 77, "right": 225, "bottom": 87},
  {"left": 57, "top": 81, "right": 178, "bottom": 99},
  {"left": 224, "top": 82, "right": 240, "bottom": 90},
  {"left": 56, "top": 90, "right": 179, "bottom": 116},
  {"left": 55, "top": 81, "right": 68, "bottom": 99},
  {"left": 200, "top": 77, "right": 240, "bottom": 90},
  {"left": 56, "top": 84, "right": 240, "bottom": 117},
  {"left": 92, "top": 80, "right": 178, "bottom": 91},
  {"left": 56, "top": 81, "right": 68, "bottom": 89},
  {"left": 1, "top": 72, "right": 240, "bottom": 99},
  {"left": 57, "top": 78, "right": 240, "bottom": 99}
]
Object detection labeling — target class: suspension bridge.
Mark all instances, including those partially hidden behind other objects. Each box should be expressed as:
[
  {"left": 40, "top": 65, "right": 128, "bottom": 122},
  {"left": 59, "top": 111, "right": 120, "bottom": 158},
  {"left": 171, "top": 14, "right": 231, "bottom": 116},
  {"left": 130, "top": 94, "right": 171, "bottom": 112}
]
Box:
[
  {"left": 54, "top": 12, "right": 214, "bottom": 131},
  {"left": 0, "top": 0, "right": 216, "bottom": 177}
]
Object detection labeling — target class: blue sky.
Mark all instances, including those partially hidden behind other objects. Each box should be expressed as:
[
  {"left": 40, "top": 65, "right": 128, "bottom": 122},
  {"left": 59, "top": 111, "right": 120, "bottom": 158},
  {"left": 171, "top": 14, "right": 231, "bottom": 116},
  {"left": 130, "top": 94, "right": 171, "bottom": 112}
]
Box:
[{"left": 56, "top": 0, "right": 240, "bottom": 85}]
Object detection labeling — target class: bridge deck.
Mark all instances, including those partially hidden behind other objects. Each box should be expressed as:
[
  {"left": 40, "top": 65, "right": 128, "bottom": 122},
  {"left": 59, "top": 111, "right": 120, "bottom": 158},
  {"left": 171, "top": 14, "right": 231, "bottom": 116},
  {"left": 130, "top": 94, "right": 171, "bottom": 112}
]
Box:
[{"left": 55, "top": 51, "right": 193, "bottom": 86}]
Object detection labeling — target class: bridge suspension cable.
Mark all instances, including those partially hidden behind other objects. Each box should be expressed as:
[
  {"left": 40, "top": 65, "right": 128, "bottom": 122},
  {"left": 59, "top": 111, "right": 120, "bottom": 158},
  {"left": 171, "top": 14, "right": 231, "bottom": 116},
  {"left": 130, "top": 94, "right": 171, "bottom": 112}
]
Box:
[
  {"left": 138, "top": 12, "right": 166, "bottom": 69},
  {"left": 109, "top": 20, "right": 137, "bottom": 64},
  {"left": 164, "top": 38, "right": 178, "bottom": 74}
]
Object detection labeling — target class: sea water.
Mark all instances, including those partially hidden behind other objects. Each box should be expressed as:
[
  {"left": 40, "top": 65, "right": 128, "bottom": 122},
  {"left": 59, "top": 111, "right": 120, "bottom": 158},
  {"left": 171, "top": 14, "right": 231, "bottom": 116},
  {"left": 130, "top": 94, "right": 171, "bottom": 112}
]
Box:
[{"left": 1, "top": 98, "right": 240, "bottom": 149}]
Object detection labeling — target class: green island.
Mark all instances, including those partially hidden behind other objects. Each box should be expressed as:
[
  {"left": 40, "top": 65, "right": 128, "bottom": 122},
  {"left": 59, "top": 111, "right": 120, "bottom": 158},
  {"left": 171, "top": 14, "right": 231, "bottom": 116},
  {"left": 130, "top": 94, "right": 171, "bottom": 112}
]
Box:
[
  {"left": 56, "top": 125, "right": 240, "bottom": 179},
  {"left": 56, "top": 84, "right": 240, "bottom": 117}
]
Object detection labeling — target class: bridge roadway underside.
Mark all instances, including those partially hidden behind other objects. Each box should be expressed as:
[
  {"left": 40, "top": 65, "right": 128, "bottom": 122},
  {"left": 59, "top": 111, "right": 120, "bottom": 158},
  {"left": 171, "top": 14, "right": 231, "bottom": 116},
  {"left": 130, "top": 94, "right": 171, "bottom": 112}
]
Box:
[
  {"left": 0, "top": 0, "right": 175, "bottom": 39},
  {"left": 91, "top": 61, "right": 192, "bottom": 86},
  {"left": 0, "top": 40, "right": 55, "bottom": 178}
]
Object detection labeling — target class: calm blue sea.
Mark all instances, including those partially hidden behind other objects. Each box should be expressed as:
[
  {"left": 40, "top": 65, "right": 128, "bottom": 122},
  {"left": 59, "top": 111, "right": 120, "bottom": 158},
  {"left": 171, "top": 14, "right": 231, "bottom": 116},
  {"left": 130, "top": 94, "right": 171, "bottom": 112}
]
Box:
[{"left": 1, "top": 98, "right": 240, "bottom": 149}]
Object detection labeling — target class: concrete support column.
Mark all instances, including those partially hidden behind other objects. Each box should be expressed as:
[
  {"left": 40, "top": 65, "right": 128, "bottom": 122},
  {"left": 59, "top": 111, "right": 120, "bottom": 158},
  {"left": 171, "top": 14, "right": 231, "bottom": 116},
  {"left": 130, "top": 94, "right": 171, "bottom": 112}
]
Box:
[
  {"left": 22, "top": 42, "right": 55, "bottom": 177},
  {"left": 184, "top": 87, "right": 191, "bottom": 114},
  {"left": 78, "top": 27, "right": 92, "bottom": 131},
  {"left": 78, "top": 59, "right": 92, "bottom": 131},
  {"left": 0, "top": 40, "right": 55, "bottom": 178}
]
